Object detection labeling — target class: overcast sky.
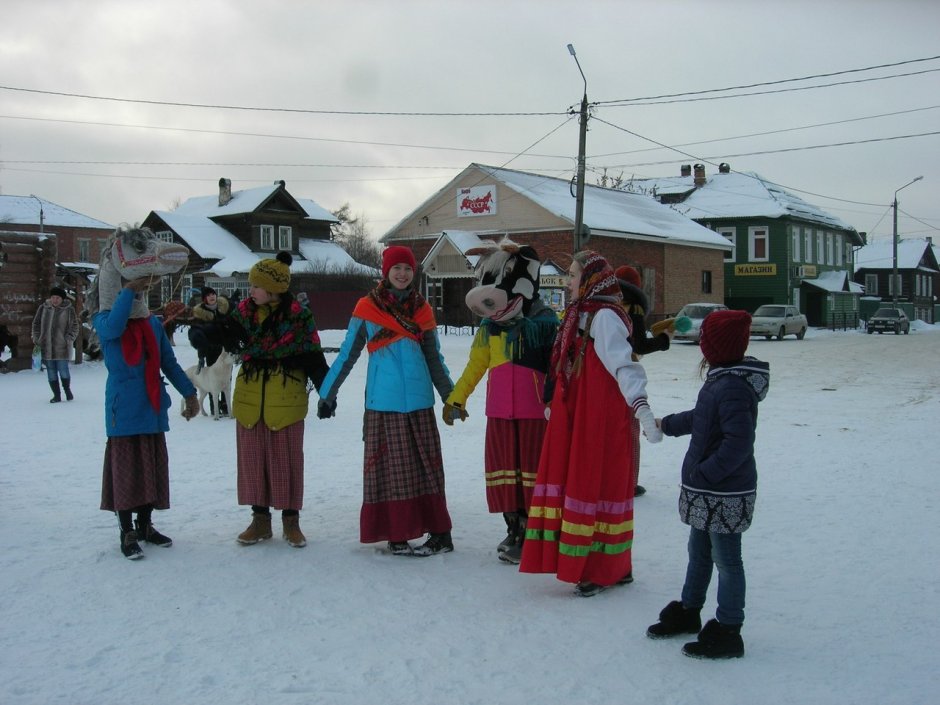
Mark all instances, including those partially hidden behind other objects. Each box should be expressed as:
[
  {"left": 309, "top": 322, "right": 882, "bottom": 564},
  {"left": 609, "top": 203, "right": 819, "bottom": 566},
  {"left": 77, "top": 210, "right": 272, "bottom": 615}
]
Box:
[{"left": 1, "top": 0, "right": 938, "bottom": 245}]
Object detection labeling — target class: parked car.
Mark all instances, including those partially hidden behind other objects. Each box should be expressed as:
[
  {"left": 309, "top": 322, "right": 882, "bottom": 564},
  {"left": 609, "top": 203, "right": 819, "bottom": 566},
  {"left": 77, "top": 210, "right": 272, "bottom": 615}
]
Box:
[
  {"left": 673, "top": 302, "right": 729, "bottom": 343},
  {"left": 866, "top": 307, "right": 910, "bottom": 335},
  {"left": 750, "top": 305, "right": 808, "bottom": 340}
]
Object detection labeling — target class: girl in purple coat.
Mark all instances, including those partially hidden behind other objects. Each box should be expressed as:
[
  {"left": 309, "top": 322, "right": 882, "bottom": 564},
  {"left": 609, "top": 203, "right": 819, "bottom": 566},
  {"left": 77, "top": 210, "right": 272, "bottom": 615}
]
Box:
[{"left": 646, "top": 309, "right": 769, "bottom": 659}]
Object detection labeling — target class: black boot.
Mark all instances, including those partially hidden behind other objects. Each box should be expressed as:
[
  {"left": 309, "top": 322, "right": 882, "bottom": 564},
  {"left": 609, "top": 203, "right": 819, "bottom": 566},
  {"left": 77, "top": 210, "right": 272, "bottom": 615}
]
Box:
[
  {"left": 413, "top": 532, "right": 454, "bottom": 556},
  {"left": 49, "top": 380, "right": 61, "bottom": 403},
  {"left": 499, "top": 514, "right": 526, "bottom": 565},
  {"left": 682, "top": 619, "right": 744, "bottom": 659},
  {"left": 120, "top": 529, "right": 144, "bottom": 560},
  {"left": 135, "top": 518, "right": 173, "bottom": 547},
  {"left": 62, "top": 379, "right": 74, "bottom": 401},
  {"left": 647, "top": 600, "right": 702, "bottom": 639},
  {"left": 497, "top": 512, "right": 519, "bottom": 555}
]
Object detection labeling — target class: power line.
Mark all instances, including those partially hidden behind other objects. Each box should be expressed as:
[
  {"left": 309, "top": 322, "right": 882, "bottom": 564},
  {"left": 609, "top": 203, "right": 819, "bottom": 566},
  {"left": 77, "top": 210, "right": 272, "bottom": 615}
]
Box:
[
  {"left": 596, "top": 55, "right": 940, "bottom": 105},
  {"left": 0, "top": 85, "right": 566, "bottom": 117}
]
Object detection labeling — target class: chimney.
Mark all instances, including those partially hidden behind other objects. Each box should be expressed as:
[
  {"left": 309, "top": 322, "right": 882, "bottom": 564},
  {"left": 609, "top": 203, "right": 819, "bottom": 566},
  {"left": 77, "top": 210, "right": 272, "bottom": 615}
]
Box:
[
  {"left": 218, "top": 178, "right": 232, "bottom": 207},
  {"left": 927, "top": 236, "right": 933, "bottom": 245},
  {"left": 680, "top": 164, "right": 692, "bottom": 177},
  {"left": 718, "top": 162, "right": 731, "bottom": 174},
  {"left": 693, "top": 163, "right": 706, "bottom": 187}
]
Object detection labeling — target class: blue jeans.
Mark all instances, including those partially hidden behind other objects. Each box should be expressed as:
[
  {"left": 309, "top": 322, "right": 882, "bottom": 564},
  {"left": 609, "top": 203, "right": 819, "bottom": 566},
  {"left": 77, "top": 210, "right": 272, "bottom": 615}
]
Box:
[
  {"left": 44, "top": 359, "right": 71, "bottom": 383},
  {"left": 681, "top": 527, "right": 745, "bottom": 626}
]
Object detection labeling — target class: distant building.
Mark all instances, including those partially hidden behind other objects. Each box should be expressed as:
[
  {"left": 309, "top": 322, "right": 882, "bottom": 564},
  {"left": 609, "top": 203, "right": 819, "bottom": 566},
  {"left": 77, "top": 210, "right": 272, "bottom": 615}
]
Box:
[
  {"left": 0, "top": 195, "right": 113, "bottom": 267},
  {"left": 627, "top": 164, "right": 864, "bottom": 327},
  {"left": 854, "top": 237, "right": 938, "bottom": 323}
]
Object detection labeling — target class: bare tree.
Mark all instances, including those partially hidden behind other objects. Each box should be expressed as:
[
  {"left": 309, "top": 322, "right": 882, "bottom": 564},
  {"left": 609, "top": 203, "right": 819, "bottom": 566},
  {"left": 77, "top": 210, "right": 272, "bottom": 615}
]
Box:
[{"left": 331, "top": 203, "right": 382, "bottom": 270}]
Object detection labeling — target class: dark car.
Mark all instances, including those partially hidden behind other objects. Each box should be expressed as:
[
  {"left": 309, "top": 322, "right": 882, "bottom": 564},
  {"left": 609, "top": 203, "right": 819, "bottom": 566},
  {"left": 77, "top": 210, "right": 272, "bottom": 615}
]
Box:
[{"left": 866, "top": 308, "right": 910, "bottom": 335}]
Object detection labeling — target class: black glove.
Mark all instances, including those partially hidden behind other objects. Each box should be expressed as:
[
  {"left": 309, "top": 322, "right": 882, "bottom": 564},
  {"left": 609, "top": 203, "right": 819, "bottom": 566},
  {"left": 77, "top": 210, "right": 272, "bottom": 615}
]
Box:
[{"left": 317, "top": 399, "right": 336, "bottom": 419}]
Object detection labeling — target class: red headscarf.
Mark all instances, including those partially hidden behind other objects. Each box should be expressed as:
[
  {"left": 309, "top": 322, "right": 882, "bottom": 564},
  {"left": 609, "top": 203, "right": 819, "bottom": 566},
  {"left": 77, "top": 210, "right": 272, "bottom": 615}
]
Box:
[{"left": 550, "top": 251, "right": 632, "bottom": 387}]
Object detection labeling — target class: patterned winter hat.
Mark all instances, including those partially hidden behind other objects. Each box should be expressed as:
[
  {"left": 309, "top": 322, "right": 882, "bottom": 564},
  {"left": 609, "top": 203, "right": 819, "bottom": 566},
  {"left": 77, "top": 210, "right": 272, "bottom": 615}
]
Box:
[
  {"left": 700, "top": 309, "right": 752, "bottom": 365},
  {"left": 382, "top": 246, "right": 417, "bottom": 278},
  {"left": 249, "top": 251, "right": 292, "bottom": 294}
]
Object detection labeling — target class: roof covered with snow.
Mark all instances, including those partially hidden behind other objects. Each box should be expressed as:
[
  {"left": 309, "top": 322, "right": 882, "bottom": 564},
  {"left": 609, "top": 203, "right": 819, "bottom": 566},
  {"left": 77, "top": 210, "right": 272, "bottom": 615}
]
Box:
[
  {"left": 623, "top": 170, "right": 858, "bottom": 236},
  {"left": 0, "top": 195, "right": 113, "bottom": 230},
  {"left": 804, "top": 270, "right": 864, "bottom": 294},
  {"left": 855, "top": 238, "right": 938, "bottom": 271},
  {"left": 478, "top": 165, "right": 732, "bottom": 250},
  {"left": 172, "top": 183, "right": 338, "bottom": 223}
]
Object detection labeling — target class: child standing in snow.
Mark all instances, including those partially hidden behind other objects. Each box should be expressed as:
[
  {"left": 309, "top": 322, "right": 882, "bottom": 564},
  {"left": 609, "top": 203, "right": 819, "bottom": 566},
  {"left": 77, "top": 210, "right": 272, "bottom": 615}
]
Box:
[
  {"left": 519, "top": 251, "right": 662, "bottom": 596},
  {"left": 646, "top": 309, "right": 769, "bottom": 659},
  {"left": 317, "top": 246, "right": 456, "bottom": 557},
  {"left": 218, "top": 252, "right": 329, "bottom": 549}
]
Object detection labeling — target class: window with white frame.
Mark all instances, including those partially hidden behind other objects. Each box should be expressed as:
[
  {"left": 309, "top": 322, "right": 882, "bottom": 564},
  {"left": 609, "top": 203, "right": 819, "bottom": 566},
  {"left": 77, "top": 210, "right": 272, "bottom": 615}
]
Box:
[
  {"left": 260, "top": 225, "right": 274, "bottom": 250},
  {"left": 835, "top": 234, "right": 843, "bottom": 266},
  {"left": 78, "top": 239, "right": 91, "bottom": 262},
  {"left": 865, "top": 273, "right": 878, "bottom": 295},
  {"left": 748, "top": 226, "right": 769, "bottom": 262},
  {"left": 826, "top": 233, "right": 834, "bottom": 265},
  {"left": 817, "top": 231, "right": 825, "bottom": 265},
  {"left": 804, "top": 229, "right": 813, "bottom": 264},
  {"left": 717, "top": 227, "right": 736, "bottom": 261},
  {"left": 889, "top": 274, "right": 902, "bottom": 297},
  {"left": 278, "top": 226, "right": 292, "bottom": 250},
  {"left": 791, "top": 226, "right": 801, "bottom": 263},
  {"left": 156, "top": 230, "right": 174, "bottom": 243}
]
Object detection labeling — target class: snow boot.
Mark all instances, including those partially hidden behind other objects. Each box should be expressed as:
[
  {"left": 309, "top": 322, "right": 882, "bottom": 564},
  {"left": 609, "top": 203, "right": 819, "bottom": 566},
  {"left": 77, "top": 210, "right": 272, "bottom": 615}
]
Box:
[
  {"left": 49, "top": 380, "right": 61, "bottom": 403},
  {"left": 388, "top": 541, "right": 414, "bottom": 556},
  {"left": 135, "top": 518, "right": 172, "bottom": 547},
  {"left": 62, "top": 379, "right": 74, "bottom": 401},
  {"left": 237, "top": 511, "right": 273, "bottom": 545},
  {"left": 120, "top": 529, "right": 143, "bottom": 560},
  {"left": 682, "top": 619, "right": 744, "bottom": 659},
  {"left": 634, "top": 484, "right": 646, "bottom": 497},
  {"left": 413, "top": 532, "right": 454, "bottom": 556},
  {"left": 646, "top": 600, "right": 702, "bottom": 639},
  {"left": 282, "top": 513, "right": 306, "bottom": 548},
  {"left": 499, "top": 515, "right": 526, "bottom": 565},
  {"left": 497, "top": 512, "right": 519, "bottom": 555}
]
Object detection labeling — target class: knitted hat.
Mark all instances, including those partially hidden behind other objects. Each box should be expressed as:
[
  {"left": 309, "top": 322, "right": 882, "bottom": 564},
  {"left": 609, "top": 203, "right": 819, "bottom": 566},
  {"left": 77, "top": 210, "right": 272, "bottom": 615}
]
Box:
[
  {"left": 615, "top": 265, "right": 642, "bottom": 289},
  {"left": 249, "top": 251, "right": 292, "bottom": 294},
  {"left": 201, "top": 286, "right": 217, "bottom": 298},
  {"left": 700, "top": 309, "right": 752, "bottom": 365},
  {"left": 382, "top": 246, "right": 417, "bottom": 278},
  {"left": 50, "top": 286, "right": 68, "bottom": 299}
]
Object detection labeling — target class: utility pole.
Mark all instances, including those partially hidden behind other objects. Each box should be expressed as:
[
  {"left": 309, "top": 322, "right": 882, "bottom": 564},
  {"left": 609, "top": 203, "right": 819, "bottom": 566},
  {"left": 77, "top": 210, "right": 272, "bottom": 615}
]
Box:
[
  {"left": 891, "top": 176, "right": 922, "bottom": 306},
  {"left": 567, "top": 44, "right": 589, "bottom": 253}
]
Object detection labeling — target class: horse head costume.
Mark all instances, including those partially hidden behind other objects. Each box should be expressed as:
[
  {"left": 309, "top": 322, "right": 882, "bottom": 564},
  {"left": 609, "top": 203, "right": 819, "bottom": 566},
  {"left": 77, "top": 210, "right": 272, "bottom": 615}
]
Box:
[
  {"left": 85, "top": 225, "right": 190, "bottom": 319},
  {"left": 464, "top": 239, "right": 542, "bottom": 323}
]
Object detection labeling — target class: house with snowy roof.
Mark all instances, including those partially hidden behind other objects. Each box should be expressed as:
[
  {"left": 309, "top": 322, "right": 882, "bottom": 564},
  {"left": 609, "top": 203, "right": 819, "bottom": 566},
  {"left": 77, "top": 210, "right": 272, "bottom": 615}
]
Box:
[
  {"left": 381, "top": 163, "right": 733, "bottom": 324},
  {"left": 854, "top": 237, "right": 938, "bottom": 323},
  {"left": 141, "top": 178, "right": 374, "bottom": 303},
  {"left": 625, "top": 163, "right": 864, "bottom": 327}
]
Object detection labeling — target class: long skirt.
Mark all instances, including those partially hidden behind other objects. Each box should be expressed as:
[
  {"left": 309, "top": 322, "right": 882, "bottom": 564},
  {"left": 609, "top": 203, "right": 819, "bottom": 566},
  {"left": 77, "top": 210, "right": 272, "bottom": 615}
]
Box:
[
  {"left": 100, "top": 434, "right": 170, "bottom": 512},
  {"left": 519, "top": 344, "right": 638, "bottom": 586},
  {"left": 483, "top": 417, "right": 547, "bottom": 513},
  {"left": 236, "top": 421, "right": 305, "bottom": 510},
  {"left": 361, "top": 408, "right": 452, "bottom": 544}
]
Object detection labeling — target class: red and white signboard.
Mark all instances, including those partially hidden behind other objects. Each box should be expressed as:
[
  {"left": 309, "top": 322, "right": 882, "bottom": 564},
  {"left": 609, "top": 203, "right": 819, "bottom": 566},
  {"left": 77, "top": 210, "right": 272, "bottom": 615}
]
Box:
[{"left": 457, "top": 185, "right": 496, "bottom": 217}]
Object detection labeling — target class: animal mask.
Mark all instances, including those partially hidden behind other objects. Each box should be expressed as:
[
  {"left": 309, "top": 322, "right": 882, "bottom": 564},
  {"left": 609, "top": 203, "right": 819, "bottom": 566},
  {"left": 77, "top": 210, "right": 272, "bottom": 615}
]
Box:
[
  {"left": 85, "top": 225, "right": 190, "bottom": 319},
  {"left": 465, "top": 239, "right": 541, "bottom": 322}
]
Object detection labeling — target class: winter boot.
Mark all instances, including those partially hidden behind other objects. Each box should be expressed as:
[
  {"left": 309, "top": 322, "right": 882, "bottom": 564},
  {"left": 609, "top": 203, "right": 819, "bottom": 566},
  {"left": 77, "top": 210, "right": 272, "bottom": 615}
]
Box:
[
  {"left": 49, "top": 380, "right": 62, "bottom": 403},
  {"left": 634, "top": 484, "right": 646, "bottom": 497},
  {"left": 282, "top": 513, "right": 307, "bottom": 548},
  {"left": 237, "top": 511, "right": 273, "bottom": 545},
  {"left": 62, "top": 379, "right": 74, "bottom": 401},
  {"left": 120, "top": 529, "right": 143, "bottom": 560},
  {"left": 135, "top": 518, "right": 172, "bottom": 547},
  {"left": 499, "top": 515, "right": 526, "bottom": 565},
  {"left": 388, "top": 541, "right": 414, "bottom": 556},
  {"left": 646, "top": 600, "right": 702, "bottom": 639},
  {"left": 497, "top": 512, "right": 519, "bottom": 555},
  {"left": 413, "top": 532, "right": 454, "bottom": 557},
  {"left": 682, "top": 619, "right": 745, "bottom": 659}
]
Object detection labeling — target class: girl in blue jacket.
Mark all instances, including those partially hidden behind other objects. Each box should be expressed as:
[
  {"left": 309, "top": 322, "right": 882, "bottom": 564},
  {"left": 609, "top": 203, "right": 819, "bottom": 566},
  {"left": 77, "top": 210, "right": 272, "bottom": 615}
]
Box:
[
  {"left": 318, "top": 246, "right": 455, "bottom": 557},
  {"left": 647, "top": 309, "right": 769, "bottom": 659}
]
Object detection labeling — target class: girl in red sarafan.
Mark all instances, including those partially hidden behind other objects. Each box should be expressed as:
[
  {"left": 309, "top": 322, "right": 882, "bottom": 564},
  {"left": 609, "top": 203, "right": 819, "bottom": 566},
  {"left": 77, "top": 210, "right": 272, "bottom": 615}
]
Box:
[{"left": 520, "top": 251, "right": 662, "bottom": 596}]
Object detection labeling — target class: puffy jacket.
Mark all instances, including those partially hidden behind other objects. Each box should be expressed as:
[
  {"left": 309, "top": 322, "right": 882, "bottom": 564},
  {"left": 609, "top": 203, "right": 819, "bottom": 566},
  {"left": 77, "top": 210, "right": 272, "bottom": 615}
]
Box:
[
  {"left": 32, "top": 298, "right": 78, "bottom": 360},
  {"left": 233, "top": 366, "right": 309, "bottom": 431},
  {"left": 94, "top": 288, "right": 196, "bottom": 437},
  {"left": 319, "top": 316, "right": 452, "bottom": 413}
]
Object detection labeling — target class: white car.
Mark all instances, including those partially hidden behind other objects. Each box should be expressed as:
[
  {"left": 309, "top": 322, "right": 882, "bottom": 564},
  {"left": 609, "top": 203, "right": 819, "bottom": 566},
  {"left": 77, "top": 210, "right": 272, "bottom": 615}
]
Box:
[
  {"left": 673, "top": 302, "right": 729, "bottom": 343},
  {"left": 750, "top": 304, "right": 808, "bottom": 340}
]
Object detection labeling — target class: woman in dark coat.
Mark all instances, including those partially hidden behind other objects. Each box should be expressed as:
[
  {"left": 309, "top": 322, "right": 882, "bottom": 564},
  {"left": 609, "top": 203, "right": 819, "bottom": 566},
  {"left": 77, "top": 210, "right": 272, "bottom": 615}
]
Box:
[{"left": 31, "top": 286, "right": 79, "bottom": 402}]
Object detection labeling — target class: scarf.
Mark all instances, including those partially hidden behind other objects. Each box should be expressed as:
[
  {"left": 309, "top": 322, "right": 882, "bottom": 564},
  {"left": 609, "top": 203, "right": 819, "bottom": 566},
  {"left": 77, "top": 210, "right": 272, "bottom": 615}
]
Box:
[
  {"left": 476, "top": 299, "right": 559, "bottom": 359},
  {"left": 121, "top": 317, "right": 162, "bottom": 411},
  {"left": 353, "top": 281, "right": 436, "bottom": 353},
  {"left": 230, "top": 298, "right": 322, "bottom": 380},
  {"left": 550, "top": 251, "right": 633, "bottom": 389}
]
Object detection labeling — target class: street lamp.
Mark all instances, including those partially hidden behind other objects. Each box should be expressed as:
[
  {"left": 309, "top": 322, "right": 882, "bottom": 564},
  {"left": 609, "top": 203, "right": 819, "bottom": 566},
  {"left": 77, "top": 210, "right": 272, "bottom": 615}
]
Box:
[
  {"left": 891, "top": 176, "right": 923, "bottom": 306},
  {"left": 29, "top": 194, "right": 44, "bottom": 235},
  {"left": 567, "top": 43, "right": 589, "bottom": 253}
]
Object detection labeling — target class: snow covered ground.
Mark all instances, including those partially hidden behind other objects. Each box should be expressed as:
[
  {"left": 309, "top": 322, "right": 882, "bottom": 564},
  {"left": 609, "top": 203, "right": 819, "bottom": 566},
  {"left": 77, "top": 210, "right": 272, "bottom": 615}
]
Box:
[{"left": 2, "top": 323, "right": 939, "bottom": 705}]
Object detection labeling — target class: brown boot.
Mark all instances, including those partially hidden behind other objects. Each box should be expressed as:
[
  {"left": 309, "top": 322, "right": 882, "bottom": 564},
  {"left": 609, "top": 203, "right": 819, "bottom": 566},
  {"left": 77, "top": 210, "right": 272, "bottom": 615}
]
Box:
[
  {"left": 237, "top": 512, "right": 273, "bottom": 545},
  {"left": 282, "top": 513, "right": 306, "bottom": 548}
]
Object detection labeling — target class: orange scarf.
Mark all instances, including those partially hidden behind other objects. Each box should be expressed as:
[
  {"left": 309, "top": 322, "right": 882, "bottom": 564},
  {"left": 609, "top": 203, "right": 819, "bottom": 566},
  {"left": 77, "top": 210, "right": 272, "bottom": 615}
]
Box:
[{"left": 353, "top": 296, "right": 436, "bottom": 353}]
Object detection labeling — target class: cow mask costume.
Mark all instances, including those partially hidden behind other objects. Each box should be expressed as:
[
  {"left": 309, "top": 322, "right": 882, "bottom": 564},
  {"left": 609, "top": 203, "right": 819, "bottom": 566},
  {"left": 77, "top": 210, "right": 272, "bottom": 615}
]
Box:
[{"left": 465, "top": 242, "right": 543, "bottom": 323}]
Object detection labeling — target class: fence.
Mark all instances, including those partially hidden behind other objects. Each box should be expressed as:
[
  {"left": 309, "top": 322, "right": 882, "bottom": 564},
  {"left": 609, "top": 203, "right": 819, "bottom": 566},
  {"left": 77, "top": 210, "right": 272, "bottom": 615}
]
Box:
[{"left": 827, "top": 311, "right": 858, "bottom": 331}]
